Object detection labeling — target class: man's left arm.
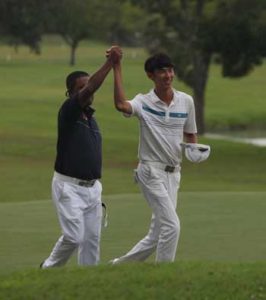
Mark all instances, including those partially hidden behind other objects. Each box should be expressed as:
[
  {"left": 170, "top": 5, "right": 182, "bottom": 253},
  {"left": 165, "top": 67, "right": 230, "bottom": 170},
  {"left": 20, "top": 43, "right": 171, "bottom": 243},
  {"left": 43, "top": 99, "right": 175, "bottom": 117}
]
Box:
[
  {"left": 184, "top": 132, "right": 198, "bottom": 143},
  {"left": 183, "top": 95, "right": 197, "bottom": 143}
]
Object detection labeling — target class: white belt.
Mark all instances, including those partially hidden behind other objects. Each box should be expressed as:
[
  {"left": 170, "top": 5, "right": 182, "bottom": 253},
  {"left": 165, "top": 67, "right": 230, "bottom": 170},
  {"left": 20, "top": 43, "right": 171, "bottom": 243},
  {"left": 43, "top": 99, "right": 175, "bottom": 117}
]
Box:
[
  {"left": 140, "top": 161, "right": 180, "bottom": 173},
  {"left": 54, "top": 171, "right": 96, "bottom": 187}
]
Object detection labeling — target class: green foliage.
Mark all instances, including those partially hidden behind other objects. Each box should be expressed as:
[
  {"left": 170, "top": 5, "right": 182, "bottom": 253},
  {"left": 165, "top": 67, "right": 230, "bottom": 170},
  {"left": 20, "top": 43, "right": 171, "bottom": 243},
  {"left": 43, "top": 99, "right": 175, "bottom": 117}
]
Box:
[
  {"left": 51, "top": 0, "right": 92, "bottom": 41},
  {"left": 0, "top": 0, "right": 47, "bottom": 53},
  {"left": 47, "top": 0, "right": 101, "bottom": 65},
  {"left": 255, "top": 0, "right": 266, "bottom": 56},
  {"left": 213, "top": 0, "right": 264, "bottom": 77},
  {"left": 140, "top": 0, "right": 266, "bottom": 83},
  {"left": 0, "top": 0, "right": 147, "bottom": 64},
  {"left": 107, "top": 0, "right": 147, "bottom": 46},
  {"left": 132, "top": 0, "right": 266, "bottom": 133},
  {"left": 43, "top": 0, "right": 146, "bottom": 64}
]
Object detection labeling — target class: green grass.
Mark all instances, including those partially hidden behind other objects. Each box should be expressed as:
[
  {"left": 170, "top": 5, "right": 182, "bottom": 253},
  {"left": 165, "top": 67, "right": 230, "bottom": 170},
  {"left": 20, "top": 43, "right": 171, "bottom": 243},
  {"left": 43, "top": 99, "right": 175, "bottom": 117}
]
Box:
[
  {"left": 206, "top": 61, "right": 266, "bottom": 131},
  {"left": 0, "top": 39, "right": 266, "bottom": 296},
  {"left": 1, "top": 192, "right": 266, "bottom": 276},
  {"left": 0, "top": 41, "right": 266, "bottom": 202},
  {"left": 1, "top": 262, "right": 266, "bottom": 300}
]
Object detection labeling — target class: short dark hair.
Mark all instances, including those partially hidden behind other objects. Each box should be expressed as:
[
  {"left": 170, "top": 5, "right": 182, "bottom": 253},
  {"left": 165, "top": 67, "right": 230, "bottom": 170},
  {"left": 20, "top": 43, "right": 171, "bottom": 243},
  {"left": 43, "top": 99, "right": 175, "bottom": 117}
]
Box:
[
  {"left": 144, "top": 53, "right": 174, "bottom": 73},
  {"left": 65, "top": 70, "right": 89, "bottom": 96}
]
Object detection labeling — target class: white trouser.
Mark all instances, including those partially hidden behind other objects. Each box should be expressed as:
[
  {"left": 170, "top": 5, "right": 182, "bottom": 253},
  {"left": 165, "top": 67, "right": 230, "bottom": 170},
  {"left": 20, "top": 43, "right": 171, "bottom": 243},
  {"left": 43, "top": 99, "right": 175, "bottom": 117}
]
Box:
[
  {"left": 42, "top": 173, "right": 102, "bottom": 268},
  {"left": 114, "top": 162, "right": 181, "bottom": 263}
]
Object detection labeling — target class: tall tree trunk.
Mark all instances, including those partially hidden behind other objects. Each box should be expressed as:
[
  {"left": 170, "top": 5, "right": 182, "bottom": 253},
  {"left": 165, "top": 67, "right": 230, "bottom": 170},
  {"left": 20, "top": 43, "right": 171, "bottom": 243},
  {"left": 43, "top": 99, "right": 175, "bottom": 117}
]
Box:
[
  {"left": 193, "top": 83, "right": 205, "bottom": 135},
  {"left": 63, "top": 36, "right": 79, "bottom": 66},
  {"left": 192, "top": 52, "right": 211, "bottom": 135},
  {"left": 70, "top": 44, "right": 76, "bottom": 66}
]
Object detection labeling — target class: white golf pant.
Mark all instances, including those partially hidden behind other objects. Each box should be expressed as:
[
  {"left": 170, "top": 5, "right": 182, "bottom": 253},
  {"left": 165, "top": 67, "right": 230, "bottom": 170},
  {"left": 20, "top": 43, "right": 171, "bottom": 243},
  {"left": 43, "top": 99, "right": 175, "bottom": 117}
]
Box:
[
  {"left": 115, "top": 162, "right": 181, "bottom": 263},
  {"left": 42, "top": 173, "right": 102, "bottom": 268}
]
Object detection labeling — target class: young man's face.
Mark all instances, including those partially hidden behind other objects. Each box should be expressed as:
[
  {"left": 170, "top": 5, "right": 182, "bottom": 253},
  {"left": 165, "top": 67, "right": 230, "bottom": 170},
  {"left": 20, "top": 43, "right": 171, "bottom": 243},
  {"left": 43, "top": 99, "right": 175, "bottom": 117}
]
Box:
[{"left": 148, "top": 67, "right": 175, "bottom": 89}]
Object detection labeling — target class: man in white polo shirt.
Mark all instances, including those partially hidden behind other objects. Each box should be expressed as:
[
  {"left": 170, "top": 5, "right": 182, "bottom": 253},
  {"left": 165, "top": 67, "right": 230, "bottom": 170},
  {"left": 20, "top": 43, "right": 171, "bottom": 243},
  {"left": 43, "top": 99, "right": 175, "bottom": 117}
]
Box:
[{"left": 110, "top": 52, "right": 198, "bottom": 263}]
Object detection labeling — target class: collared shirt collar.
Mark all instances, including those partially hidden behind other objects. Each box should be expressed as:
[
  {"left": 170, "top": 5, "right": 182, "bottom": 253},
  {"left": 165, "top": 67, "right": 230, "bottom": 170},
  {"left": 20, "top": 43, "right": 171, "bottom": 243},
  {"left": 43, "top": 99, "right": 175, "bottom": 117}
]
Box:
[
  {"left": 83, "top": 106, "right": 95, "bottom": 118},
  {"left": 149, "top": 88, "right": 178, "bottom": 106}
]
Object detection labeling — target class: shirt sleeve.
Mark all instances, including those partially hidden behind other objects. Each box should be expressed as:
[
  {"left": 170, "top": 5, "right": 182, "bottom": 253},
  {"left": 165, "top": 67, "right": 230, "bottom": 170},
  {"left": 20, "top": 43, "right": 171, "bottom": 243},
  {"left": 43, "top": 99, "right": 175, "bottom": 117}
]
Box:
[
  {"left": 184, "top": 95, "right": 197, "bottom": 133},
  {"left": 123, "top": 94, "right": 143, "bottom": 118}
]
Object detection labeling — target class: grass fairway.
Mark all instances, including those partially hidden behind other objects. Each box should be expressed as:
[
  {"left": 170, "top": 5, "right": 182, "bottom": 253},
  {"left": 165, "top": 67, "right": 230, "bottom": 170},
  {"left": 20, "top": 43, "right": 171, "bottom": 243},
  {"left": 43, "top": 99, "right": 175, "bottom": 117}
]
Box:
[
  {"left": 1, "top": 262, "right": 266, "bottom": 300},
  {"left": 0, "top": 40, "right": 266, "bottom": 201},
  {"left": 1, "top": 192, "right": 266, "bottom": 277},
  {"left": 1, "top": 192, "right": 266, "bottom": 299},
  {"left": 0, "top": 39, "right": 266, "bottom": 296}
]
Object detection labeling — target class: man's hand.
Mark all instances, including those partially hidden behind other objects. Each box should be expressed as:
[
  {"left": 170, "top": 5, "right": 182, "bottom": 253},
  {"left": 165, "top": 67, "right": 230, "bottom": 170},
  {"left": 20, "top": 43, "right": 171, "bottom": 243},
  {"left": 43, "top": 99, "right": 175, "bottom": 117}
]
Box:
[
  {"left": 77, "top": 46, "right": 122, "bottom": 108},
  {"left": 106, "top": 46, "right": 122, "bottom": 65}
]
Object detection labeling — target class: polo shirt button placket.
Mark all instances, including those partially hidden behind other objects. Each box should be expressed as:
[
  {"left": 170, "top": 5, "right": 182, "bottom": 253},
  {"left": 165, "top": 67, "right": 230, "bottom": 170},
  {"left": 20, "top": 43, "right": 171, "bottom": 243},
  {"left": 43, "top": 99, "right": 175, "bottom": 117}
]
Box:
[{"left": 165, "top": 110, "right": 170, "bottom": 122}]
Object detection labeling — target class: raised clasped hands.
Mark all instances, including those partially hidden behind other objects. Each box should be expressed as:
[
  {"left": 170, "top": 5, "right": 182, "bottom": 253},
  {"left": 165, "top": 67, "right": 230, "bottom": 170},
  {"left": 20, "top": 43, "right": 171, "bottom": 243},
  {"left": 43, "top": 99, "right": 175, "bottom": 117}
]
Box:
[{"left": 106, "top": 45, "right": 122, "bottom": 65}]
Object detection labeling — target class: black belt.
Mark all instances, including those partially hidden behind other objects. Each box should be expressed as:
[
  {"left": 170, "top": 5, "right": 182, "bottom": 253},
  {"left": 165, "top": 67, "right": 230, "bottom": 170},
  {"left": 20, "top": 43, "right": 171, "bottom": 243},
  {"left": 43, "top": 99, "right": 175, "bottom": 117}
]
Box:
[
  {"left": 164, "top": 165, "right": 176, "bottom": 173},
  {"left": 78, "top": 179, "right": 96, "bottom": 187},
  {"left": 140, "top": 161, "right": 180, "bottom": 173},
  {"left": 54, "top": 172, "right": 97, "bottom": 187}
]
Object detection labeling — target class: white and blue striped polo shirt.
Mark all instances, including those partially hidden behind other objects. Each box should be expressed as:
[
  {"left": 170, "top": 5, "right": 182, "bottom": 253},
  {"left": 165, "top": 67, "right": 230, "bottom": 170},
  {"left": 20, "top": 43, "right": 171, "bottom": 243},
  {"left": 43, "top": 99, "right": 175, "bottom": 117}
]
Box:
[{"left": 126, "top": 89, "right": 197, "bottom": 166}]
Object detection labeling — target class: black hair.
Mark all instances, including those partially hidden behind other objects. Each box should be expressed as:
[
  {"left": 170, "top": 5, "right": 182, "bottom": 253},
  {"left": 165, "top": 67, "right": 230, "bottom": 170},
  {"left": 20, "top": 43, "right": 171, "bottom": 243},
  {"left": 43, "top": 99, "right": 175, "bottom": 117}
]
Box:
[
  {"left": 65, "top": 70, "right": 89, "bottom": 96},
  {"left": 144, "top": 53, "right": 174, "bottom": 73}
]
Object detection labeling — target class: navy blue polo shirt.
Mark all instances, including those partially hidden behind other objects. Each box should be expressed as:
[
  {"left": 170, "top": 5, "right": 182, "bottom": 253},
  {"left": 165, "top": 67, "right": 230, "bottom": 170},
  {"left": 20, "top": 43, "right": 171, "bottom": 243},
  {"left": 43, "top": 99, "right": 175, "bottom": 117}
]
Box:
[{"left": 54, "top": 95, "right": 102, "bottom": 180}]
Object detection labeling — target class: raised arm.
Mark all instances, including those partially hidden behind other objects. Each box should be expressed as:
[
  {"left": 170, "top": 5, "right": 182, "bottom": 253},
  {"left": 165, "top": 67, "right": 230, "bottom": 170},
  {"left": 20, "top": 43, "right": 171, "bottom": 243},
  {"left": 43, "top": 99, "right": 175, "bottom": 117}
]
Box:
[
  {"left": 77, "top": 46, "right": 122, "bottom": 109},
  {"left": 112, "top": 61, "right": 132, "bottom": 114}
]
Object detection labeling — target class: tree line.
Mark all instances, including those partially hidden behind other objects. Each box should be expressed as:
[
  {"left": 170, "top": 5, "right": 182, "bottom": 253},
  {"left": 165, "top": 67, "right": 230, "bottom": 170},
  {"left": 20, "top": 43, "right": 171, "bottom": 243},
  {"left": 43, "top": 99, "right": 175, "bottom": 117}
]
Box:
[{"left": 0, "top": 0, "right": 265, "bottom": 134}]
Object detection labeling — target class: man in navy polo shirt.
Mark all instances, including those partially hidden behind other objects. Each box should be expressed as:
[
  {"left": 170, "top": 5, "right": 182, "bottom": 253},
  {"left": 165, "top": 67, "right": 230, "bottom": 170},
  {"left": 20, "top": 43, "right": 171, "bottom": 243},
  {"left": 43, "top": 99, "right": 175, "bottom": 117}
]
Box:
[{"left": 41, "top": 46, "right": 122, "bottom": 268}]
